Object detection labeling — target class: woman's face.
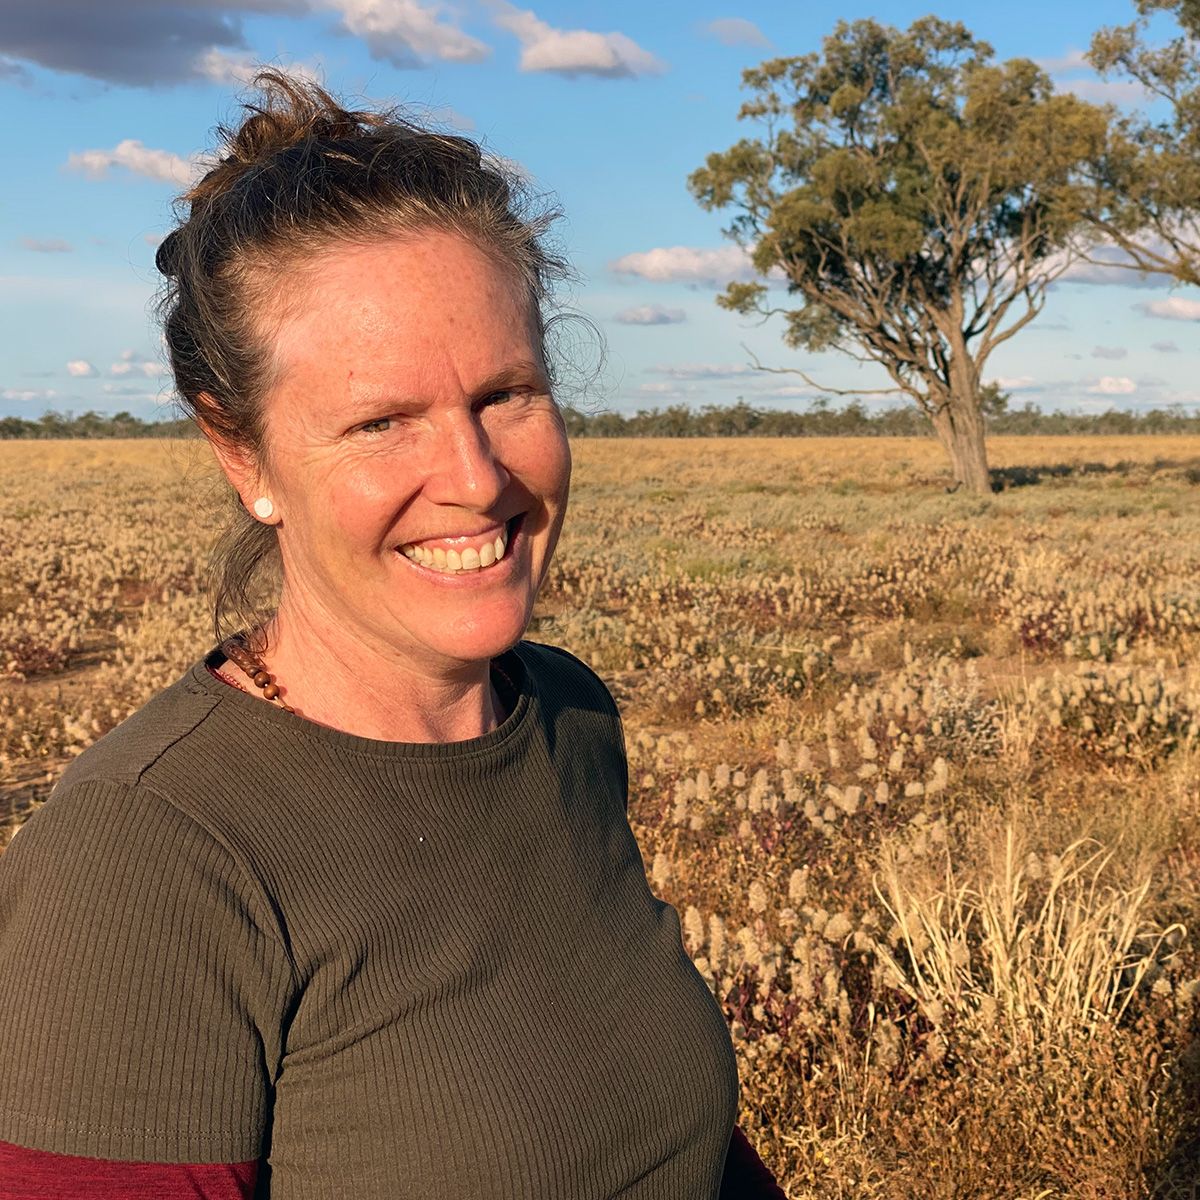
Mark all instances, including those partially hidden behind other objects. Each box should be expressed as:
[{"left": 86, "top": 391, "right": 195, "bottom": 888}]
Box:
[{"left": 245, "top": 230, "right": 571, "bottom": 672}]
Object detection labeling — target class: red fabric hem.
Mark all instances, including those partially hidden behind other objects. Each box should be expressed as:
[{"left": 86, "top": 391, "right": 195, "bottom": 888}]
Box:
[{"left": 0, "top": 1138, "right": 258, "bottom": 1200}]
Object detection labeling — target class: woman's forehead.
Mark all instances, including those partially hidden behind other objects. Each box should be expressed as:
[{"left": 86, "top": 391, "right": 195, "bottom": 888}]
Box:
[{"left": 262, "top": 233, "right": 542, "bottom": 395}]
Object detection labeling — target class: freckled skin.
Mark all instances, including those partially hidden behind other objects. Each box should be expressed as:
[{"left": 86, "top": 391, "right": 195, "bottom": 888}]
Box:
[{"left": 212, "top": 231, "right": 572, "bottom": 742}]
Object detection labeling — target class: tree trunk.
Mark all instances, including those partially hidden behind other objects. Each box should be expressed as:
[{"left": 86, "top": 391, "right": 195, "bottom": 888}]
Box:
[{"left": 930, "top": 395, "right": 991, "bottom": 494}]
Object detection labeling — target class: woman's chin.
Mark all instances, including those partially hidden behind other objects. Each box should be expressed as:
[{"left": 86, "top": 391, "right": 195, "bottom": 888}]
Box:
[{"left": 412, "top": 606, "right": 533, "bottom": 669}]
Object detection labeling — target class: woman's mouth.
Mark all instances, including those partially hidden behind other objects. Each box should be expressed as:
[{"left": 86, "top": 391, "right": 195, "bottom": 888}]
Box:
[{"left": 398, "top": 513, "right": 524, "bottom": 575}]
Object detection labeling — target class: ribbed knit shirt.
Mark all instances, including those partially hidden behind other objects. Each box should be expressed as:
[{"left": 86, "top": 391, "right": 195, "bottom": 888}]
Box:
[{"left": 0, "top": 640, "right": 740, "bottom": 1198}]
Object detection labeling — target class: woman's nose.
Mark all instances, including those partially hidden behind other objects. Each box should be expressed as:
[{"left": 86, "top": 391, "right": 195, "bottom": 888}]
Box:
[{"left": 425, "top": 413, "right": 510, "bottom": 509}]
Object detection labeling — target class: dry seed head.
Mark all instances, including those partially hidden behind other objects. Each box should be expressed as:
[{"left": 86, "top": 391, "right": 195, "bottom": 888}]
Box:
[
  {"left": 651, "top": 851, "right": 671, "bottom": 889},
  {"left": 824, "top": 911, "right": 853, "bottom": 943},
  {"left": 709, "top": 915, "right": 726, "bottom": 966}
]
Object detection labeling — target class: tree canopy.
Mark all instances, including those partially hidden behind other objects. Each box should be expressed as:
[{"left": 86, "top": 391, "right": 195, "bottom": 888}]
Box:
[
  {"left": 1087, "top": 0, "right": 1200, "bottom": 283},
  {"left": 688, "top": 16, "right": 1111, "bottom": 493}
]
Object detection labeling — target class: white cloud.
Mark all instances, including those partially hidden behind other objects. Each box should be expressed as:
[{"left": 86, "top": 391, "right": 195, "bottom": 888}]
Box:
[
  {"left": 492, "top": 3, "right": 665, "bottom": 78},
  {"left": 1091, "top": 345, "right": 1128, "bottom": 359},
  {"left": 1036, "top": 47, "right": 1151, "bottom": 106},
  {"left": 111, "top": 362, "right": 163, "bottom": 378},
  {"left": 111, "top": 350, "right": 164, "bottom": 378},
  {"left": 1152, "top": 340, "right": 1180, "bottom": 353},
  {"left": 66, "top": 139, "right": 199, "bottom": 186},
  {"left": 610, "top": 244, "right": 757, "bottom": 285},
  {"left": 1056, "top": 242, "right": 1166, "bottom": 289},
  {"left": 648, "top": 362, "right": 754, "bottom": 380},
  {"left": 1137, "top": 297, "right": 1200, "bottom": 321},
  {"left": 614, "top": 304, "right": 687, "bottom": 325},
  {"left": 331, "top": 0, "right": 490, "bottom": 66},
  {"left": 635, "top": 381, "right": 698, "bottom": 397},
  {"left": 66, "top": 360, "right": 98, "bottom": 377},
  {"left": 1088, "top": 376, "right": 1138, "bottom": 395},
  {"left": 1, "top": 388, "right": 57, "bottom": 403},
  {"left": 1, "top": 0, "right": 485, "bottom": 83},
  {"left": 194, "top": 48, "right": 265, "bottom": 85},
  {"left": 194, "top": 49, "right": 322, "bottom": 87},
  {"left": 1036, "top": 48, "right": 1090, "bottom": 74},
  {"left": 102, "top": 383, "right": 163, "bottom": 397},
  {"left": 20, "top": 236, "right": 73, "bottom": 253},
  {"left": 702, "top": 18, "right": 769, "bottom": 47},
  {"left": 3, "top": 0, "right": 494, "bottom": 84},
  {"left": 1059, "top": 77, "right": 1150, "bottom": 104},
  {"left": 989, "top": 375, "right": 1039, "bottom": 391},
  {"left": 752, "top": 383, "right": 814, "bottom": 398}
]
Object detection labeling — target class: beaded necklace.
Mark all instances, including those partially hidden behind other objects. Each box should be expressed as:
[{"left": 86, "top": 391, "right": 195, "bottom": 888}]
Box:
[
  {"left": 222, "top": 636, "right": 296, "bottom": 712},
  {"left": 217, "top": 634, "right": 516, "bottom": 724}
]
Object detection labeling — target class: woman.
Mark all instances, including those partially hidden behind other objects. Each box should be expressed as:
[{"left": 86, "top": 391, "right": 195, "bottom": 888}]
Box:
[{"left": 0, "top": 74, "right": 785, "bottom": 1198}]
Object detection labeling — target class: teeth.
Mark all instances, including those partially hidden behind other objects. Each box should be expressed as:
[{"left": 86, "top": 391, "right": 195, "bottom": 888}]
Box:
[{"left": 398, "top": 520, "right": 514, "bottom": 574}]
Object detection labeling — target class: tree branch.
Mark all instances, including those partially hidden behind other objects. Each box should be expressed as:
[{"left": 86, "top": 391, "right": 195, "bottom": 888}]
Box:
[{"left": 740, "top": 343, "right": 906, "bottom": 395}]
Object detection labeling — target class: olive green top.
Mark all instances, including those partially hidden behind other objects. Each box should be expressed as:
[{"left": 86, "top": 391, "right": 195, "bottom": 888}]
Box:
[{"left": 0, "top": 640, "right": 739, "bottom": 1198}]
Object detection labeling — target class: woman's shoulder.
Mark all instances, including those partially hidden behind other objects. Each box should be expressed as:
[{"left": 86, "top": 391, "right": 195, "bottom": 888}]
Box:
[
  {"left": 515, "top": 639, "right": 620, "bottom": 720},
  {"left": 515, "top": 641, "right": 628, "bottom": 803},
  {"left": 53, "top": 658, "right": 222, "bottom": 798}
]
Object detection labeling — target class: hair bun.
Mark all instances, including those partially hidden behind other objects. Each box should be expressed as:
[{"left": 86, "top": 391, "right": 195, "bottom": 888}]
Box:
[{"left": 155, "top": 230, "right": 182, "bottom": 277}]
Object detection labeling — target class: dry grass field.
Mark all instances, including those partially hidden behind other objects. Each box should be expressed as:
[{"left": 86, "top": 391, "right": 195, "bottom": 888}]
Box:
[{"left": 2, "top": 435, "right": 1199, "bottom": 1197}]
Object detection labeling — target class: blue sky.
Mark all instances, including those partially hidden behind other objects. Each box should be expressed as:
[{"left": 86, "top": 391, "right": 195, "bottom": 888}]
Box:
[{"left": 1, "top": 0, "right": 1197, "bottom": 421}]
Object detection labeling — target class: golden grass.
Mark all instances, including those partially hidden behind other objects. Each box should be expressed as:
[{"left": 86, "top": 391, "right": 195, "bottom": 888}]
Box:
[{"left": 2, "top": 435, "right": 1198, "bottom": 1197}]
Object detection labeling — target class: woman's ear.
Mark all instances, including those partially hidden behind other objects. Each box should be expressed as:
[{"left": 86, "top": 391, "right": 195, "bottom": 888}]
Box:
[{"left": 199, "top": 397, "right": 279, "bottom": 525}]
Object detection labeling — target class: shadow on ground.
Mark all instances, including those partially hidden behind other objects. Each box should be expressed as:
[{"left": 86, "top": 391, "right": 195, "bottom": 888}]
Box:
[{"left": 990, "top": 459, "right": 1200, "bottom": 490}]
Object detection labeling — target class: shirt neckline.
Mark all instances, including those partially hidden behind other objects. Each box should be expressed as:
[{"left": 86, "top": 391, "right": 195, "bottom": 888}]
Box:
[{"left": 185, "top": 642, "right": 537, "bottom": 762}]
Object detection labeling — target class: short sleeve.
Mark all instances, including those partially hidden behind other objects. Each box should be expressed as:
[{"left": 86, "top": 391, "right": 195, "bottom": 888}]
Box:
[
  {"left": 0, "top": 781, "right": 296, "bottom": 1165},
  {"left": 526, "top": 641, "right": 630, "bottom": 810}
]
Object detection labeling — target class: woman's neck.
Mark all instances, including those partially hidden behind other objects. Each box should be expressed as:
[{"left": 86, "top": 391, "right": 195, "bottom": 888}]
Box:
[{"left": 237, "top": 602, "right": 504, "bottom": 744}]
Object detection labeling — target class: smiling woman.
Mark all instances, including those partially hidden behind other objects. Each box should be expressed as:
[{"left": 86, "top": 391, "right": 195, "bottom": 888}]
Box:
[
  {"left": 0, "top": 72, "right": 784, "bottom": 1199},
  {"left": 206, "top": 231, "right": 572, "bottom": 739}
]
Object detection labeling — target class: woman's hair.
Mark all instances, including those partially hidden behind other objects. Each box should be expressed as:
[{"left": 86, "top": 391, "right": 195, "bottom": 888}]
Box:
[{"left": 156, "top": 70, "right": 567, "bottom": 643}]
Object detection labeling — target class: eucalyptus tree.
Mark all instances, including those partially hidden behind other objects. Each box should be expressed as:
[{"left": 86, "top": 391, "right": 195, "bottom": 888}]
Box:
[
  {"left": 689, "top": 17, "right": 1110, "bottom": 494},
  {"left": 1087, "top": 0, "right": 1200, "bottom": 284}
]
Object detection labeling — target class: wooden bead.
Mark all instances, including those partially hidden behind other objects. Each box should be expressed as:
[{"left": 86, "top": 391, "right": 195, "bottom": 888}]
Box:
[{"left": 220, "top": 636, "right": 292, "bottom": 709}]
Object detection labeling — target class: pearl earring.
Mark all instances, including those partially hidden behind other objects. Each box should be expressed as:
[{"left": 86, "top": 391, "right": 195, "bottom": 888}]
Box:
[{"left": 252, "top": 497, "right": 275, "bottom": 520}]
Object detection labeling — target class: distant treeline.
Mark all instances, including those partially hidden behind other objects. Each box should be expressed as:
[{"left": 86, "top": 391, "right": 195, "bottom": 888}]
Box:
[
  {"left": 0, "top": 411, "right": 198, "bottom": 439},
  {"left": 4, "top": 401, "right": 1200, "bottom": 440},
  {"left": 559, "top": 400, "right": 1200, "bottom": 438}
]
